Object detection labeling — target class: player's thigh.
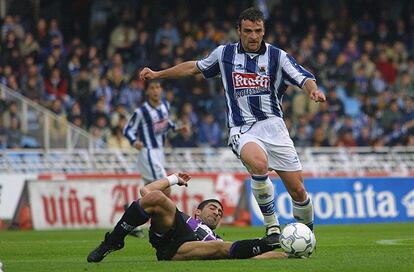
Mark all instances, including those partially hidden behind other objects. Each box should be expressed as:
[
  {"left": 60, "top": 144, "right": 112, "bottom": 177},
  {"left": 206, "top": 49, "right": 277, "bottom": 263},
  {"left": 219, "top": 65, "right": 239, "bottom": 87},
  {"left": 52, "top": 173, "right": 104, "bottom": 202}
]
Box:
[
  {"left": 140, "top": 191, "right": 177, "bottom": 232},
  {"left": 172, "top": 241, "right": 233, "bottom": 260},
  {"left": 239, "top": 137, "right": 269, "bottom": 174},
  {"left": 276, "top": 170, "right": 307, "bottom": 202}
]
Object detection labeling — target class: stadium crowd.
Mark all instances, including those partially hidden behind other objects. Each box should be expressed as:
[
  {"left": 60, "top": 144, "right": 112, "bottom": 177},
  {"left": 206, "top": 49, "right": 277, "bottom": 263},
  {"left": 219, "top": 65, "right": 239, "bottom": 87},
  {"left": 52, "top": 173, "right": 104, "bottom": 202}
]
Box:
[{"left": 1, "top": 0, "right": 414, "bottom": 149}]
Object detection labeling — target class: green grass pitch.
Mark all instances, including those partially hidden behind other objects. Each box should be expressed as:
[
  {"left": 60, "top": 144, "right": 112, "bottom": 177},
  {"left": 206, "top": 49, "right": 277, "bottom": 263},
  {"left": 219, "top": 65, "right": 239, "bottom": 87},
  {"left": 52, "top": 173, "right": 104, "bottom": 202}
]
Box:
[{"left": 0, "top": 223, "right": 413, "bottom": 272}]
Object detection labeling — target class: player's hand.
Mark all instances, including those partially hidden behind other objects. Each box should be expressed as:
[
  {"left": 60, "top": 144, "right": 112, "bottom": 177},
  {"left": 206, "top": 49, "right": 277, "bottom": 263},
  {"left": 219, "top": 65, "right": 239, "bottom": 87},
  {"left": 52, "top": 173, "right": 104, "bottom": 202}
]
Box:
[
  {"left": 134, "top": 141, "right": 144, "bottom": 151},
  {"left": 139, "top": 67, "right": 158, "bottom": 80},
  {"left": 309, "top": 89, "right": 326, "bottom": 103},
  {"left": 176, "top": 172, "right": 191, "bottom": 187},
  {"left": 177, "top": 125, "right": 190, "bottom": 134}
]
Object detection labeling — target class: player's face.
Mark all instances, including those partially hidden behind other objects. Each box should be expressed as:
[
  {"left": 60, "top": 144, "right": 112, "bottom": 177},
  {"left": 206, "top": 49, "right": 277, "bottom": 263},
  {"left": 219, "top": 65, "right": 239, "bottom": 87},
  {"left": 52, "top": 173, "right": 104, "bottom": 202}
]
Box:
[
  {"left": 238, "top": 19, "right": 265, "bottom": 52},
  {"left": 146, "top": 82, "right": 163, "bottom": 104},
  {"left": 196, "top": 202, "right": 223, "bottom": 229}
]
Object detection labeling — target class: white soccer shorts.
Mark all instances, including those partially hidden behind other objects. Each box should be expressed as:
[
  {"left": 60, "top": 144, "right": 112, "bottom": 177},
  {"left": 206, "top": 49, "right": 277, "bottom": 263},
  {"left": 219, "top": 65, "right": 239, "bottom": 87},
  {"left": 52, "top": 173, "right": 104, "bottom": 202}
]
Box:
[
  {"left": 228, "top": 116, "right": 302, "bottom": 172},
  {"left": 137, "top": 148, "right": 167, "bottom": 183}
]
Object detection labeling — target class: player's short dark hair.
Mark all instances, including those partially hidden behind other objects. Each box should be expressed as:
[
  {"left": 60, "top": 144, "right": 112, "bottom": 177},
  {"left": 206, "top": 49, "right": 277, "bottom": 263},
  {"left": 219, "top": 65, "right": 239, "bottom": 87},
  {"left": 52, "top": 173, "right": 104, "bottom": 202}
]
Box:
[
  {"left": 238, "top": 7, "right": 265, "bottom": 27},
  {"left": 144, "top": 79, "right": 162, "bottom": 90},
  {"left": 197, "top": 199, "right": 224, "bottom": 212}
]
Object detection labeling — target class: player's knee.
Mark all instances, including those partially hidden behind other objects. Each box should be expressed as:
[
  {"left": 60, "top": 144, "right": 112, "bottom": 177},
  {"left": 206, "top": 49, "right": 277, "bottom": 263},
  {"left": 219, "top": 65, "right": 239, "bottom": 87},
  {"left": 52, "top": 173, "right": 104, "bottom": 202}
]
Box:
[
  {"left": 142, "top": 190, "right": 168, "bottom": 207},
  {"left": 212, "top": 242, "right": 231, "bottom": 258},
  {"left": 248, "top": 160, "right": 268, "bottom": 175}
]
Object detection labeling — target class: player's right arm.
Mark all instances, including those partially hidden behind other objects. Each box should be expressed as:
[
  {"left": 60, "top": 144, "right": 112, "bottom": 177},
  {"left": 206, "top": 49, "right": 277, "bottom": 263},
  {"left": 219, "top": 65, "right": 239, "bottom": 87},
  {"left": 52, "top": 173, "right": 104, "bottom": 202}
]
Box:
[
  {"left": 140, "top": 61, "right": 200, "bottom": 80},
  {"left": 140, "top": 172, "right": 191, "bottom": 196},
  {"left": 140, "top": 45, "right": 223, "bottom": 80},
  {"left": 123, "top": 109, "right": 144, "bottom": 151}
]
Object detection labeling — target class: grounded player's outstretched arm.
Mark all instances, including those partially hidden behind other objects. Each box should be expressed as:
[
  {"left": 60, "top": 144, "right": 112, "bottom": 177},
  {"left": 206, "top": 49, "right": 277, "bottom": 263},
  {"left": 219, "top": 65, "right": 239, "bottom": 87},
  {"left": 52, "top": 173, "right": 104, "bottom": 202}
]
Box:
[
  {"left": 140, "top": 172, "right": 191, "bottom": 196},
  {"left": 140, "top": 61, "right": 200, "bottom": 80},
  {"left": 302, "top": 79, "right": 326, "bottom": 102}
]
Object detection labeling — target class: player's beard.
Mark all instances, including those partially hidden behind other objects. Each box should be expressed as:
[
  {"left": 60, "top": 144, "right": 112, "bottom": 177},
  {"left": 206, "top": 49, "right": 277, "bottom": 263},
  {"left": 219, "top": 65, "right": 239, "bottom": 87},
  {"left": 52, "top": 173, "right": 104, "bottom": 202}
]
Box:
[{"left": 202, "top": 216, "right": 219, "bottom": 230}]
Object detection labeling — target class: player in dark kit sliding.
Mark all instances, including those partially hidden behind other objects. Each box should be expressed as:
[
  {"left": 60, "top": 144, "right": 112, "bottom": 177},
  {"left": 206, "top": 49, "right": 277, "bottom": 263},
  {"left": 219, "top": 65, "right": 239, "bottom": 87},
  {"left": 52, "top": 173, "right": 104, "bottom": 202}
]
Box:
[{"left": 87, "top": 173, "right": 288, "bottom": 262}]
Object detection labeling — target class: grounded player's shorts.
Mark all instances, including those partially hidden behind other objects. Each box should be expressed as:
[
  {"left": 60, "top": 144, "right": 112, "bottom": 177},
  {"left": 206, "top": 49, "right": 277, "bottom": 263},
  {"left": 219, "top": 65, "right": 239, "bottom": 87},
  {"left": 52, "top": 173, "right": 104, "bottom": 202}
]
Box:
[
  {"left": 149, "top": 209, "right": 198, "bottom": 260},
  {"left": 228, "top": 116, "right": 302, "bottom": 172},
  {"left": 137, "top": 148, "right": 167, "bottom": 183}
]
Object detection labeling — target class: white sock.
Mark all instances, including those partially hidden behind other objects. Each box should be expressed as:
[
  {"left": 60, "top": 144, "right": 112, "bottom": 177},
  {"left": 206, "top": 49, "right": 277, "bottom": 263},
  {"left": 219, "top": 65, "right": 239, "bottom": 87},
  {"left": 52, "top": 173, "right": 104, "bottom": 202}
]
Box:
[
  {"left": 251, "top": 174, "right": 279, "bottom": 228},
  {"left": 292, "top": 194, "right": 314, "bottom": 227}
]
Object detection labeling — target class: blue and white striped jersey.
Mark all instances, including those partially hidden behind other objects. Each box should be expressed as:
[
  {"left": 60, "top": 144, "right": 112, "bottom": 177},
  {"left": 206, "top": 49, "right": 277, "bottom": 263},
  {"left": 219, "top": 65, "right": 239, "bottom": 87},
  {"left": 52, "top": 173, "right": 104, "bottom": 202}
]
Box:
[
  {"left": 123, "top": 100, "right": 174, "bottom": 149},
  {"left": 196, "top": 42, "right": 315, "bottom": 127}
]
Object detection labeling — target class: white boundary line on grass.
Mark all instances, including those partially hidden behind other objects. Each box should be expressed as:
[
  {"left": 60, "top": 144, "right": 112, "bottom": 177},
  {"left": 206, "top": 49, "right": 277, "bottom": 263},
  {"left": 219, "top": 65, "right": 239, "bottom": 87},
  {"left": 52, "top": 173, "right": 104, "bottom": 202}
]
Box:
[{"left": 376, "top": 238, "right": 414, "bottom": 245}]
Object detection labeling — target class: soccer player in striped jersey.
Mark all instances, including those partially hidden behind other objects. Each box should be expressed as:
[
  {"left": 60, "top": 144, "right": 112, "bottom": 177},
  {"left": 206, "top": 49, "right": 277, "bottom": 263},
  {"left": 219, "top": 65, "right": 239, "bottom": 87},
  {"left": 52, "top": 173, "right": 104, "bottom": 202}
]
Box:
[
  {"left": 140, "top": 7, "right": 326, "bottom": 246},
  {"left": 87, "top": 173, "right": 288, "bottom": 262},
  {"left": 123, "top": 79, "right": 187, "bottom": 196}
]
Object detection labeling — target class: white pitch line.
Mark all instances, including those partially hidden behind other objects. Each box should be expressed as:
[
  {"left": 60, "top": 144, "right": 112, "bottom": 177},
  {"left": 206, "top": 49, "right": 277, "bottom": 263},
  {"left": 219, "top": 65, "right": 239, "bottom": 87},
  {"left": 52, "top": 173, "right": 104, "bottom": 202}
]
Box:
[{"left": 376, "top": 238, "right": 414, "bottom": 245}]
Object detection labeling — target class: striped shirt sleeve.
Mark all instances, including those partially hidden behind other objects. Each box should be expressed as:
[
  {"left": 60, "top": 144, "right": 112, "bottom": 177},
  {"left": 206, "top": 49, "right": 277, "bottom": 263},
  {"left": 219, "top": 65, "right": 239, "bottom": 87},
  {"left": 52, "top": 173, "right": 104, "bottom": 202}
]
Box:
[
  {"left": 281, "top": 51, "right": 316, "bottom": 88},
  {"left": 196, "top": 46, "right": 224, "bottom": 78},
  {"left": 123, "top": 108, "right": 143, "bottom": 146}
]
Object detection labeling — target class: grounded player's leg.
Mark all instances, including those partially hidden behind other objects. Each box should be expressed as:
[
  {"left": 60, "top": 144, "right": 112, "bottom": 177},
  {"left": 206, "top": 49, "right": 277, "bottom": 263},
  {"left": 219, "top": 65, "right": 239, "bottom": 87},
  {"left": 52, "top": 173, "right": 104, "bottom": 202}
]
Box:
[
  {"left": 277, "top": 170, "right": 314, "bottom": 230},
  {"left": 172, "top": 238, "right": 278, "bottom": 260},
  {"left": 87, "top": 191, "right": 176, "bottom": 262},
  {"left": 172, "top": 241, "right": 232, "bottom": 260},
  {"left": 252, "top": 251, "right": 288, "bottom": 259},
  {"left": 240, "top": 142, "right": 280, "bottom": 244}
]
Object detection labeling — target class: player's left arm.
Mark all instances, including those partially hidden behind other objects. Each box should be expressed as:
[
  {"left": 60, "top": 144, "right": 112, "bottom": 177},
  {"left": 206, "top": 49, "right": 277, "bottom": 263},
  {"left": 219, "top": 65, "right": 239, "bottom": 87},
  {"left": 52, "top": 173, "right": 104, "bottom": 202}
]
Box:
[
  {"left": 302, "top": 79, "right": 326, "bottom": 103},
  {"left": 280, "top": 52, "right": 326, "bottom": 103},
  {"left": 140, "top": 172, "right": 191, "bottom": 196}
]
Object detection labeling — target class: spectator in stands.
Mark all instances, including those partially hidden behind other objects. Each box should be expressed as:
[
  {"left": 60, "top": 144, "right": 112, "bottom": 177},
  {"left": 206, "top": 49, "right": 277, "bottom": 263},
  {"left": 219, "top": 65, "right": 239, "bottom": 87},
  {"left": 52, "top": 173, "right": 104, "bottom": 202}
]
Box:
[
  {"left": 311, "top": 126, "right": 330, "bottom": 147},
  {"left": 395, "top": 71, "right": 414, "bottom": 98},
  {"left": 93, "top": 77, "right": 113, "bottom": 113},
  {"left": 356, "top": 126, "right": 372, "bottom": 146},
  {"left": 2, "top": 101, "right": 20, "bottom": 128},
  {"left": 72, "top": 67, "right": 91, "bottom": 112},
  {"left": 180, "top": 102, "right": 199, "bottom": 128},
  {"left": 380, "top": 99, "right": 402, "bottom": 133},
  {"left": 291, "top": 88, "right": 320, "bottom": 121},
  {"left": 48, "top": 18, "right": 63, "bottom": 45},
  {"left": 90, "top": 115, "right": 111, "bottom": 144},
  {"left": 5, "top": 117, "right": 22, "bottom": 148},
  {"left": 293, "top": 125, "right": 311, "bottom": 148},
  {"left": 375, "top": 50, "right": 397, "bottom": 85},
  {"left": 67, "top": 102, "right": 86, "bottom": 126},
  {"left": 353, "top": 53, "right": 376, "bottom": 79},
  {"left": 326, "top": 87, "right": 345, "bottom": 119},
  {"left": 107, "top": 126, "right": 130, "bottom": 149},
  {"left": 6, "top": 74, "right": 19, "bottom": 90},
  {"left": 19, "top": 32, "right": 40, "bottom": 59},
  {"left": 110, "top": 104, "right": 129, "bottom": 128},
  {"left": 107, "top": 10, "right": 137, "bottom": 59},
  {"left": 20, "top": 64, "right": 45, "bottom": 102},
  {"left": 131, "top": 30, "right": 152, "bottom": 69},
  {"left": 198, "top": 113, "right": 222, "bottom": 148},
  {"left": 336, "top": 127, "right": 357, "bottom": 147},
  {"left": 170, "top": 116, "right": 197, "bottom": 148},
  {"left": 44, "top": 67, "right": 69, "bottom": 102},
  {"left": 48, "top": 99, "right": 67, "bottom": 146},
  {"left": 370, "top": 69, "right": 387, "bottom": 94},
  {"left": 154, "top": 20, "right": 180, "bottom": 47},
  {"left": 34, "top": 18, "right": 49, "bottom": 48}
]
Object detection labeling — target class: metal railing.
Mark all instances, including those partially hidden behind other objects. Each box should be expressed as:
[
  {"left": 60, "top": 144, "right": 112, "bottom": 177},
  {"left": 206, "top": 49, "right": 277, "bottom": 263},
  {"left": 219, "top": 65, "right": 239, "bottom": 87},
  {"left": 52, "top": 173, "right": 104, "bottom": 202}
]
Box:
[
  {"left": 0, "top": 84, "right": 100, "bottom": 150},
  {"left": 1, "top": 146, "right": 413, "bottom": 176}
]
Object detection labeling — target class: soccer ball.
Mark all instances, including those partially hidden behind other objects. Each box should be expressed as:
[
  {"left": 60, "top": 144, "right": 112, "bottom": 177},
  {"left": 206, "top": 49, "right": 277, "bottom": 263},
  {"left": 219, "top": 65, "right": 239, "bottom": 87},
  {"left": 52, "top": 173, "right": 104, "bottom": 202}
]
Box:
[{"left": 280, "top": 223, "right": 316, "bottom": 258}]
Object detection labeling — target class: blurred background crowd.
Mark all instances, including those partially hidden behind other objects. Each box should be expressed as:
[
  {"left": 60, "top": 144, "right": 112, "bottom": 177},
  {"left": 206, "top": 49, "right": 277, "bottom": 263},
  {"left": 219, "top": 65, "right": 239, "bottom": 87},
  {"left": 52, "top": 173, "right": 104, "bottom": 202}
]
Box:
[{"left": 1, "top": 0, "right": 414, "bottom": 149}]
